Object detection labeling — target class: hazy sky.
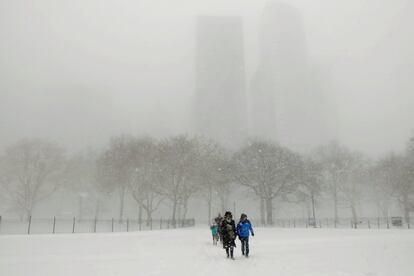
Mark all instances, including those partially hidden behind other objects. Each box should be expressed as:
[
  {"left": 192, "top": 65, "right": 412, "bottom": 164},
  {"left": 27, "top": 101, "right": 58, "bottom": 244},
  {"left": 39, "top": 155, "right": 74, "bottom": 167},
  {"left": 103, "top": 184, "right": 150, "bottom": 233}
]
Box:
[{"left": 0, "top": 0, "right": 413, "bottom": 157}]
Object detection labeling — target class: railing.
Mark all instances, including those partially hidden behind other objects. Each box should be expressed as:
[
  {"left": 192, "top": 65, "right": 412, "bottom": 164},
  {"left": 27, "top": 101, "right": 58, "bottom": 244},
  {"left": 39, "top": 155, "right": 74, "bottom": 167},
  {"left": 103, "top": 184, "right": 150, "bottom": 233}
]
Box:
[
  {"left": 248, "top": 217, "right": 413, "bottom": 229},
  {"left": 0, "top": 216, "right": 195, "bottom": 235}
]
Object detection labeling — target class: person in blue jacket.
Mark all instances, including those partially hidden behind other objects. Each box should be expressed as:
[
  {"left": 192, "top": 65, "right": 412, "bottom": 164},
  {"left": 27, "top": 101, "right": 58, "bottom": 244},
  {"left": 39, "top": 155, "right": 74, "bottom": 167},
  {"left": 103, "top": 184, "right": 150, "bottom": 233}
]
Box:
[{"left": 236, "top": 213, "right": 254, "bottom": 257}]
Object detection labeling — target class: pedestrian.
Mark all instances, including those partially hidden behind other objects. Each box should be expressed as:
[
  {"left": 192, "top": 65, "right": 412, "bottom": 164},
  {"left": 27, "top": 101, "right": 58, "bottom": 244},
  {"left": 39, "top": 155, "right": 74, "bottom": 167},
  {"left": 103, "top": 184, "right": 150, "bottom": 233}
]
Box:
[
  {"left": 236, "top": 213, "right": 254, "bottom": 258},
  {"left": 210, "top": 220, "right": 219, "bottom": 245},
  {"left": 220, "top": 211, "right": 237, "bottom": 259},
  {"left": 215, "top": 214, "right": 224, "bottom": 245}
]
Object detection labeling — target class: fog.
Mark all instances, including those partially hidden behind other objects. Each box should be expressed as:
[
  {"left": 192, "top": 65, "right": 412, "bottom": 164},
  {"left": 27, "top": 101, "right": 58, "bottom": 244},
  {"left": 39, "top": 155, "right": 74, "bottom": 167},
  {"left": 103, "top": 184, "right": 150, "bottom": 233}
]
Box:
[{"left": 1, "top": 0, "right": 413, "bottom": 157}]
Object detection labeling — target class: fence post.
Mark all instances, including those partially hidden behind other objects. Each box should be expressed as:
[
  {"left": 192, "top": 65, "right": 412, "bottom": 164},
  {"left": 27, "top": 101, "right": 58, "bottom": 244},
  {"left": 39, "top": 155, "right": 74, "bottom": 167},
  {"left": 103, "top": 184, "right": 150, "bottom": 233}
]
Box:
[
  {"left": 53, "top": 216, "right": 56, "bottom": 234},
  {"left": 167, "top": 219, "right": 170, "bottom": 229},
  {"left": 27, "top": 216, "right": 32, "bottom": 235},
  {"left": 377, "top": 217, "right": 380, "bottom": 229},
  {"left": 319, "top": 219, "right": 322, "bottom": 228},
  {"left": 387, "top": 218, "right": 390, "bottom": 229},
  {"left": 139, "top": 218, "right": 142, "bottom": 231},
  {"left": 72, "top": 217, "right": 76, "bottom": 233},
  {"left": 160, "top": 218, "right": 162, "bottom": 230},
  {"left": 293, "top": 219, "right": 296, "bottom": 228},
  {"left": 127, "top": 218, "right": 129, "bottom": 232},
  {"left": 368, "top": 220, "right": 371, "bottom": 229},
  {"left": 111, "top": 218, "right": 114, "bottom": 232}
]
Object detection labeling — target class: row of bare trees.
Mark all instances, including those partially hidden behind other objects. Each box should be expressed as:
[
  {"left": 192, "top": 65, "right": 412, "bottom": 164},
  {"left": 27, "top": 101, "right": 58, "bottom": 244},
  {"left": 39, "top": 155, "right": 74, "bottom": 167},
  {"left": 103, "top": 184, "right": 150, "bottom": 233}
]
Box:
[{"left": 0, "top": 135, "right": 413, "bottom": 227}]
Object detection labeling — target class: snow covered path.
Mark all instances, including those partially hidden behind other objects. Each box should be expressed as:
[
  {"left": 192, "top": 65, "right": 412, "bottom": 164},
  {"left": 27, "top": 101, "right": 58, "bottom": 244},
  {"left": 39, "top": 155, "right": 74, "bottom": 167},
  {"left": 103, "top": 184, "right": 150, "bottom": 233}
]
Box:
[{"left": 1, "top": 227, "right": 413, "bottom": 276}]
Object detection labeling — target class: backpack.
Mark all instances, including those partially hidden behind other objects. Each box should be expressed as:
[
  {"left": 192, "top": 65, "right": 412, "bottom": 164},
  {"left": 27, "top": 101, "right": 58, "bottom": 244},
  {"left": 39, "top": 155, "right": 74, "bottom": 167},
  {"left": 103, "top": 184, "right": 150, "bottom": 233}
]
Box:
[{"left": 226, "top": 222, "right": 235, "bottom": 239}]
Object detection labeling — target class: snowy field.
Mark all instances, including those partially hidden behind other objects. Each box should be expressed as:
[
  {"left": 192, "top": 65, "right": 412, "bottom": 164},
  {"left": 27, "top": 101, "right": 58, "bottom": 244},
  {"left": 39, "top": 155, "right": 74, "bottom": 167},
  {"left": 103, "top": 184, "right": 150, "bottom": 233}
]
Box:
[{"left": 1, "top": 227, "right": 413, "bottom": 276}]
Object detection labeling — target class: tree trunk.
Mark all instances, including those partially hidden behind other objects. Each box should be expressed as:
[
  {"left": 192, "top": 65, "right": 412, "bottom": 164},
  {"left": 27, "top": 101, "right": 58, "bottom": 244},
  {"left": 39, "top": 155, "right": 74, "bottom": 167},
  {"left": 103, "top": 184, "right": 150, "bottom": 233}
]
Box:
[
  {"left": 260, "top": 197, "right": 266, "bottom": 226},
  {"left": 146, "top": 209, "right": 152, "bottom": 227},
  {"left": 207, "top": 186, "right": 212, "bottom": 225},
  {"left": 177, "top": 201, "right": 182, "bottom": 226},
  {"left": 145, "top": 197, "right": 152, "bottom": 226},
  {"left": 26, "top": 209, "right": 32, "bottom": 222},
  {"left": 78, "top": 195, "right": 83, "bottom": 223},
  {"left": 265, "top": 197, "right": 273, "bottom": 225},
  {"left": 311, "top": 192, "right": 316, "bottom": 228},
  {"left": 351, "top": 203, "right": 358, "bottom": 228},
  {"left": 333, "top": 190, "right": 338, "bottom": 227},
  {"left": 182, "top": 199, "right": 188, "bottom": 227},
  {"left": 171, "top": 198, "right": 177, "bottom": 228},
  {"left": 138, "top": 203, "right": 143, "bottom": 229},
  {"left": 403, "top": 193, "right": 410, "bottom": 228},
  {"left": 119, "top": 186, "right": 126, "bottom": 223},
  {"left": 207, "top": 198, "right": 212, "bottom": 225}
]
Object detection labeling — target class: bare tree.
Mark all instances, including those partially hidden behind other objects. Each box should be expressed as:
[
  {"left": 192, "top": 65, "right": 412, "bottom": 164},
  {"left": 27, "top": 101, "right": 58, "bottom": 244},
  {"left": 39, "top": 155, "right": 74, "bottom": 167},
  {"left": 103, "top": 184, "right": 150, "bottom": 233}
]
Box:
[
  {"left": 296, "top": 157, "right": 323, "bottom": 227},
  {"left": 96, "top": 135, "right": 135, "bottom": 223},
  {"left": 370, "top": 153, "right": 402, "bottom": 221},
  {"left": 339, "top": 151, "right": 369, "bottom": 227},
  {"left": 0, "top": 139, "right": 65, "bottom": 219},
  {"left": 371, "top": 143, "right": 413, "bottom": 228},
  {"left": 65, "top": 149, "right": 101, "bottom": 221},
  {"left": 194, "top": 137, "right": 232, "bottom": 223},
  {"left": 233, "top": 140, "right": 301, "bottom": 225},
  {"left": 157, "top": 135, "right": 199, "bottom": 227},
  {"left": 314, "top": 142, "right": 353, "bottom": 226},
  {"left": 395, "top": 138, "right": 414, "bottom": 227},
  {"left": 128, "top": 137, "right": 164, "bottom": 226}
]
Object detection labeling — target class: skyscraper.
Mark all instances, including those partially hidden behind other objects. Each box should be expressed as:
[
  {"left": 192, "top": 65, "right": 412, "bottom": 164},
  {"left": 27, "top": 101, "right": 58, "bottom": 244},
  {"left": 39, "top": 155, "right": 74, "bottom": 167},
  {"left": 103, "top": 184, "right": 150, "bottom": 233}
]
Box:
[
  {"left": 194, "top": 16, "right": 248, "bottom": 147},
  {"left": 250, "top": 3, "right": 335, "bottom": 151}
]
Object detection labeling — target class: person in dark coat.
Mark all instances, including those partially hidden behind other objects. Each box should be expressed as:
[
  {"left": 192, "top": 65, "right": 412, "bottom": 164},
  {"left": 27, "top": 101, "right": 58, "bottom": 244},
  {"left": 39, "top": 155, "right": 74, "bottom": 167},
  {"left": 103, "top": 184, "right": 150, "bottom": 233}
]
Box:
[
  {"left": 220, "top": 211, "right": 237, "bottom": 259},
  {"left": 236, "top": 213, "right": 254, "bottom": 257}
]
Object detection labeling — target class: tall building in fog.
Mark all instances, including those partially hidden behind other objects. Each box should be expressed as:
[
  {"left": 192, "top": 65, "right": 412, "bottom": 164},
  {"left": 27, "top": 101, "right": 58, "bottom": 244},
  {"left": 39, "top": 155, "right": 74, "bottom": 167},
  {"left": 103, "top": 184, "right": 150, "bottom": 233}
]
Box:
[
  {"left": 249, "top": 62, "right": 277, "bottom": 141},
  {"left": 194, "top": 16, "right": 248, "bottom": 147},
  {"left": 250, "top": 3, "right": 336, "bottom": 151}
]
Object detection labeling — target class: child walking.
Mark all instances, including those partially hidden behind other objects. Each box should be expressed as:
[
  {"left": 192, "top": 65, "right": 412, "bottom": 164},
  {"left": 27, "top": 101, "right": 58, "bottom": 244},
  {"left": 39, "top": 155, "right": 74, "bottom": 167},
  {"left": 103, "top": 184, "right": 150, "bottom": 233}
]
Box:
[
  {"left": 236, "top": 213, "right": 254, "bottom": 258},
  {"left": 210, "top": 222, "right": 219, "bottom": 245}
]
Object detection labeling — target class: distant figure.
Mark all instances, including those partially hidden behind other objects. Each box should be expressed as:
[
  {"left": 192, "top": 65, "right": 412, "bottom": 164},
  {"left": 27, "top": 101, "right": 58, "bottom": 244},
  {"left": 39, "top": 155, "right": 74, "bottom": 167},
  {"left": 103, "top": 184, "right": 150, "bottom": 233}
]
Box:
[
  {"left": 210, "top": 221, "right": 219, "bottom": 245},
  {"left": 236, "top": 213, "right": 254, "bottom": 257},
  {"left": 220, "top": 211, "right": 237, "bottom": 259},
  {"left": 214, "top": 213, "right": 224, "bottom": 245}
]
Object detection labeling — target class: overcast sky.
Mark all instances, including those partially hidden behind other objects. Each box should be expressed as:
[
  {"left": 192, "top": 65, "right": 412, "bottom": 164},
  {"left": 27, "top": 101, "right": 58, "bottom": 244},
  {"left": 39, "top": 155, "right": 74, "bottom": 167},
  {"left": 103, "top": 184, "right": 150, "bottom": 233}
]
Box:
[{"left": 0, "top": 0, "right": 413, "bottom": 157}]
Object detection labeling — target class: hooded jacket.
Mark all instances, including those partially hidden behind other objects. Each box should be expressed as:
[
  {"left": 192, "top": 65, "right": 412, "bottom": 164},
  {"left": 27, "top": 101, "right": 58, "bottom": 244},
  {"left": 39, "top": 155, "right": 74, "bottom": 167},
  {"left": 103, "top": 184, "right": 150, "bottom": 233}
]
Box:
[{"left": 237, "top": 219, "right": 254, "bottom": 238}]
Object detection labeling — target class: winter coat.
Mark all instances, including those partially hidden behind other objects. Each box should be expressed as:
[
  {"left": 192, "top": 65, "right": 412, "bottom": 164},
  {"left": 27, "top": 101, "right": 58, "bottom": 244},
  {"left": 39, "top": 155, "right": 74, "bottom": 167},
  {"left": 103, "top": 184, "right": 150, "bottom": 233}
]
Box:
[
  {"left": 220, "top": 219, "right": 237, "bottom": 247},
  {"left": 210, "top": 224, "right": 219, "bottom": 236},
  {"left": 237, "top": 219, "right": 254, "bottom": 238}
]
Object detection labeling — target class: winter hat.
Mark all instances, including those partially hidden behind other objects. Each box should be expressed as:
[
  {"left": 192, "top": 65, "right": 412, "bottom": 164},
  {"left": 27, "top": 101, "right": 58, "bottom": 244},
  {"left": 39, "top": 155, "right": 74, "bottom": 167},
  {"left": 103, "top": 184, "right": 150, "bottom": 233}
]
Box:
[
  {"left": 224, "top": 211, "right": 232, "bottom": 218},
  {"left": 240, "top": 213, "right": 247, "bottom": 220}
]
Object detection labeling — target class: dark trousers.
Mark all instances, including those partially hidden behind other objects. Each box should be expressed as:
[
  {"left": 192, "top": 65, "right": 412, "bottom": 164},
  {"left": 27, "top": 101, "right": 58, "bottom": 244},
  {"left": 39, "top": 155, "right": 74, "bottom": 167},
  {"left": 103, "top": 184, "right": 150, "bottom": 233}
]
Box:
[
  {"left": 225, "top": 246, "right": 234, "bottom": 258},
  {"left": 240, "top": 237, "right": 249, "bottom": 256}
]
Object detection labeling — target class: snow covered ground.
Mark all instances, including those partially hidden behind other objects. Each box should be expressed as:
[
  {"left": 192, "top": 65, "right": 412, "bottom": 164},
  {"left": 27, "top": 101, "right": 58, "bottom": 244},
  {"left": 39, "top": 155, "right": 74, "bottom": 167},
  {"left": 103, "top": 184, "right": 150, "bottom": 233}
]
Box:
[{"left": 1, "top": 227, "right": 413, "bottom": 276}]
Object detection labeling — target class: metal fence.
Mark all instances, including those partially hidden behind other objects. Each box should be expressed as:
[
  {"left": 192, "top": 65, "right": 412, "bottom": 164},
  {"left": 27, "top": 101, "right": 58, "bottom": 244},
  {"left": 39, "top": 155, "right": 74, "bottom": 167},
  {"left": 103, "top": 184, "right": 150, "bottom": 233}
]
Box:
[
  {"left": 0, "top": 216, "right": 195, "bottom": 235},
  {"left": 249, "top": 217, "right": 413, "bottom": 229}
]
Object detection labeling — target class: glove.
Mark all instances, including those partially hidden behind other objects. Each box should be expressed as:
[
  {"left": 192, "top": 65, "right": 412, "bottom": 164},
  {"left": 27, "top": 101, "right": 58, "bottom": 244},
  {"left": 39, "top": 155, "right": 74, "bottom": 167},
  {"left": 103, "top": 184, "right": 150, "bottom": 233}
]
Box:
[{"left": 252, "top": 233, "right": 254, "bottom": 236}]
